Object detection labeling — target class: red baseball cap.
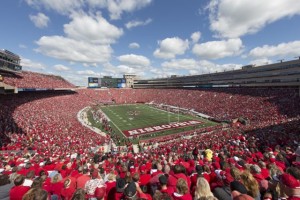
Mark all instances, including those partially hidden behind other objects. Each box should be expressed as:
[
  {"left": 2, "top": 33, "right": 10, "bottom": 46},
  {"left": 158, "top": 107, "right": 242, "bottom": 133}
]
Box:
[{"left": 280, "top": 173, "right": 300, "bottom": 189}]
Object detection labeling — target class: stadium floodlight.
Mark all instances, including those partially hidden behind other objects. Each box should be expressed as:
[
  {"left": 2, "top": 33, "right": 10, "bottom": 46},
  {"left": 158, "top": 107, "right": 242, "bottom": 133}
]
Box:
[{"left": 294, "top": 56, "right": 300, "bottom": 60}]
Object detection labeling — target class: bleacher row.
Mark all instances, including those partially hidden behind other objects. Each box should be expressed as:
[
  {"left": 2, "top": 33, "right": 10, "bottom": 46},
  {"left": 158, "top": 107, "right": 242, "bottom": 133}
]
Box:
[
  {"left": 1, "top": 71, "right": 75, "bottom": 89},
  {"left": 0, "top": 71, "right": 300, "bottom": 200}
]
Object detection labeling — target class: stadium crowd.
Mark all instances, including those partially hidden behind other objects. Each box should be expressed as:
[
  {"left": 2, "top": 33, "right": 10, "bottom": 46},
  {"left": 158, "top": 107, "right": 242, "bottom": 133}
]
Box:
[
  {"left": 0, "top": 85, "right": 300, "bottom": 200},
  {"left": 2, "top": 71, "right": 75, "bottom": 89}
]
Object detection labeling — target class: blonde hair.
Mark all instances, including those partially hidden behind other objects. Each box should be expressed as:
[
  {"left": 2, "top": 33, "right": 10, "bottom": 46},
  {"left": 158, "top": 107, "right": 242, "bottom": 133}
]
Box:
[
  {"left": 107, "top": 171, "right": 116, "bottom": 181},
  {"left": 230, "top": 167, "right": 241, "bottom": 181},
  {"left": 176, "top": 178, "right": 189, "bottom": 195},
  {"left": 240, "top": 170, "right": 259, "bottom": 198},
  {"left": 194, "top": 177, "right": 214, "bottom": 199}
]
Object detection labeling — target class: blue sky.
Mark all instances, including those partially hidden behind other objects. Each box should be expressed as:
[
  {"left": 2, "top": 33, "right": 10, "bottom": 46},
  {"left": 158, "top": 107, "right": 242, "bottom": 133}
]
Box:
[{"left": 1, "top": 0, "right": 300, "bottom": 86}]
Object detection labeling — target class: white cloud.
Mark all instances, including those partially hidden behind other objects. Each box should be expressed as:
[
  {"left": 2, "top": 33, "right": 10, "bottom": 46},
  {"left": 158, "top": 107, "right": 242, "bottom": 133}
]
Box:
[
  {"left": 87, "top": 0, "right": 152, "bottom": 20},
  {"left": 26, "top": 0, "right": 152, "bottom": 19},
  {"left": 29, "top": 12, "right": 50, "bottom": 28},
  {"left": 35, "top": 36, "right": 113, "bottom": 65},
  {"left": 25, "top": 0, "right": 84, "bottom": 15},
  {"left": 161, "top": 59, "right": 198, "bottom": 70},
  {"left": 192, "top": 38, "right": 243, "bottom": 59},
  {"left": 249, "top": 40, "right": 300, "bottom": 58},
  {"left": 97, "top": 62, "right": 146, "bottom": 78},
  {"left": 77, "top": 70, "right": 101, "bottom": 76},
  {"left": 21, "top": 58, "right": 47, "bottom": 70},
  {"left": 129, "top": 42, "right": 140, "bottom": 49},
  {"left": 63, "top": 74, "right": 86, "bottom": 86},
  {"left": 191, "top": 32, "right": 201, "bottom": 44},
  {"left": 35, "top": 12, "right": 124, "bottom": 65},
  {"left": 153, "top": 37, "right": 189, "bottom": 59},
  {"left": 64, "top": 12, "right": 123, "bottom": 44},
  {"left": 125, "top": 18, "right": 152, "bottom": 29},
  {"left": 249, "top": 58, "right": 273, "bottom": 66},
  {"left": 207, "top": 0, "right": 300, "bottom": 38},
  {"left": 54, "top": 64, "right": 70, "bottom": 71},
  {"left": 115, "top": 65, "right": 145, "bottom": 76},
  {"left": 161, "top": 59, "right": 241, "bottom": 75},
  {"left": 118, "top": 54, "right": 150, "bottom": 68},
  {"left": 148, "top": 68, "right": 174, "bottom": 78}
]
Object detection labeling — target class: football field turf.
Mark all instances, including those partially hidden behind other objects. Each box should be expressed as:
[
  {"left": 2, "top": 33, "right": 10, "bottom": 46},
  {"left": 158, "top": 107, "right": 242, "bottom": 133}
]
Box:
[{"left": 99, "top": 104, "right": 217, "bottom": 140}]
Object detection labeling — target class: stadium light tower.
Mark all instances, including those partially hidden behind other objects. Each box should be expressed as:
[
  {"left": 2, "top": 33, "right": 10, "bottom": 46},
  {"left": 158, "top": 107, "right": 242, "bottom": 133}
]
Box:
[
  {"left": 295, "top": 56, "right": 300, "bottom": 60},
  {"left": 277, "top": 59, "right": 284, "bottom": 63}
]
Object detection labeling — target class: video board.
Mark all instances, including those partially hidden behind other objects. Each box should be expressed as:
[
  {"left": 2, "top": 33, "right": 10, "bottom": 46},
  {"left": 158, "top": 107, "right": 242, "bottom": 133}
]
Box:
[
  {"left": 88, "top": 77, "right": 126, "bottom": 88},
  {"left": 88, "top": 77, "right": 101, "bottom": 88},
  {"left": 101, "top": 78, "right": 126, "bottom": 88}
]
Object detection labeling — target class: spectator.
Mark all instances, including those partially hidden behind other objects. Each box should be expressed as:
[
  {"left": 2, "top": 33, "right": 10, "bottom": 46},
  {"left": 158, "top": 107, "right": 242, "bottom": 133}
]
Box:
[
  {"left": 240, "top": 170, "right": 260, "bottom": 200},
  {"left": 76, "top": 167, "right": 90, "bottom": 189},
  {"left": 195, "top": 177, "right": 214, "bottom": 200},
  {"left": 9, "top": 174, "right": 30, "bottom": 200},
  {"left": 0, "top": 174, "right": 14, "bottom": 200},
  {"left": 159, "top": 175, "right": 174, "bottom": 196},
  {"left": 71, "top": 188, "right": 86, "bottom": 200},
  {"left": 123, "top": 181, "right": 138, "bottom": 199},
  {"left": 230, "top": 181, "right": 253, "bottom": 200},
  {"left": 172, "top": 178, "right": 192, "bottom": 200},
  {"left": 85, "top": 169, "right": 105, "bottom": 199},
  {"left": 23, "top": 170, "right": 35, "bottom": 187},
  {"left": 153, "top": 190, "right": 172, "bottom": 200},
  {"left": 115, "top": 178, "right": 126, "bottom": 200},
  {"left": 279, "top": 173, "right": 300, "bottom": 200},
  {"left": 105, "top": 171, "right": 116, "bottom": 200},
  {"left": 61, "top": 178, "right": 76, "bottom": 200},
  {"left": 22, "top": 188, "right": 48, "bottom": 200},
  {"left": 50, "top": 173, "right": 64, "bottom": 200}
]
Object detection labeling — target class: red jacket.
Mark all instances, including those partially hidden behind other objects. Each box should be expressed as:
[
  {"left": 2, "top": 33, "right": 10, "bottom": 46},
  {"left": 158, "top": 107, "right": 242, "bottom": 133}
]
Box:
[{"left": 9, "top": 185, "right": 30, "bottom": 200}]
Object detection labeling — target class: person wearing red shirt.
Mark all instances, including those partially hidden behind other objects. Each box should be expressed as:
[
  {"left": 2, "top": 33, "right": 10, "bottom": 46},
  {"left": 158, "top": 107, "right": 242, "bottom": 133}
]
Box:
[
  {"left": 250, "top": 164, "right": 265, "bottom": 183},
  {"left": 50, "top": 173, "right": 64, "bottom": 198},
  {"left": 159, "top": 175, "right": 174, "bottom": 196},
  {"left": 105, "top": 172, "right": 117, "bottom": 200},
  {"left": 172, "top": 178, "right": 192, "bottom": 200},
  {"left": 9, "top": 175, "right": 30, "bottom": 200},
  {"left": 279, "top": 173, "right": 300, "bottom": 200},
  {"left": 61, "top": 178, "right": 76, "bottom": 200},
  {"left": 76, "top": 168, "right": 90, "bottom": 189},
  {"left": 139, "top": 165, "right": 151, "bottom": 186}
]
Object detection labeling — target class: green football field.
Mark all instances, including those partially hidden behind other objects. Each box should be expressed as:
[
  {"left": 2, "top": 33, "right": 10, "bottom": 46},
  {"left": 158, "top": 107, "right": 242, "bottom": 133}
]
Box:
[{"left": 94, "top": 104, "right": 218, "bottom": 142}]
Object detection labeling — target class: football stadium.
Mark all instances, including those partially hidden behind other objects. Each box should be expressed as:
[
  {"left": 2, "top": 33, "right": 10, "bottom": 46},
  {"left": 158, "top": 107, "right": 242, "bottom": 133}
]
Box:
[
  {"left": 1, "top": 1, "right": 300, "bottom": 200},
  {"left": 1, "top": 48, "right": 300, "bottom": 200}
]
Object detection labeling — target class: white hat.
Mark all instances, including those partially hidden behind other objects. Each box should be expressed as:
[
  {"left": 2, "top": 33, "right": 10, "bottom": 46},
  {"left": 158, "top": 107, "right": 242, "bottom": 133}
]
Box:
[
  {"left": 19, "top": 163, "right": 25, "bottom": 167},
  {"left": 233, "top": 156, "right": 240, "bottom": 162}
]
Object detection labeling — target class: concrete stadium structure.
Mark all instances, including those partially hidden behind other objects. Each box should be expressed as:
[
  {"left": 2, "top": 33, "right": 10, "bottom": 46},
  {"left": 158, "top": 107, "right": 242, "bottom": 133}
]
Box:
[{"left": 134, "top": 59, "right": 300, "bottom": 89}]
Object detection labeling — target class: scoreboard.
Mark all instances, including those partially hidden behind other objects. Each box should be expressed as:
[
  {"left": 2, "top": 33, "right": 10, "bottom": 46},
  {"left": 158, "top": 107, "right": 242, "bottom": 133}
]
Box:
[
  {"left": 117, "top": 78, "right": 126, "bottom": 88},
  {"left": 88, "top": 77, "right": 101, "bottom": 88},
  {"left": 88, "top": 77, "right": 126, "bottom": 88}
]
